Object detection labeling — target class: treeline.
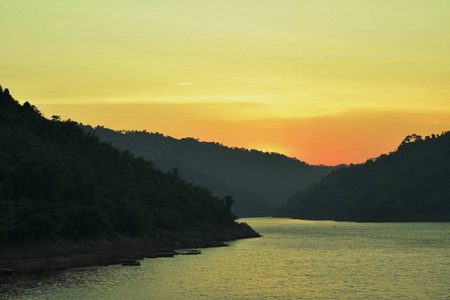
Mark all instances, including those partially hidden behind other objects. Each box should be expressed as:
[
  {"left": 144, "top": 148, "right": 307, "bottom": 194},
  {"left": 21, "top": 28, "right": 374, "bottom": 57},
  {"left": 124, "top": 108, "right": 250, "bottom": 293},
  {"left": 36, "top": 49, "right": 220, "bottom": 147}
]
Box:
[
  {"left": 81, "top": 126, "right": 338, "bottom": 216},
  {"left": 0, "top": 87, "right": 237, "bottom": 244},
  {"left": 276, "top": 132, "right": 450, "bottom": 221}
]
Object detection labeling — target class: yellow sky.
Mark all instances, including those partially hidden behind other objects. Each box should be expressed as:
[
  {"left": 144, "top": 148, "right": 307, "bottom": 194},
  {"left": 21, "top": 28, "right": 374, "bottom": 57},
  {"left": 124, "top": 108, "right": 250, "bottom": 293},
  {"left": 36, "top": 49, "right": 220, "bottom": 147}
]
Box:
[{"left": 1, "top": 0, "right": 449, "bottom": 165}]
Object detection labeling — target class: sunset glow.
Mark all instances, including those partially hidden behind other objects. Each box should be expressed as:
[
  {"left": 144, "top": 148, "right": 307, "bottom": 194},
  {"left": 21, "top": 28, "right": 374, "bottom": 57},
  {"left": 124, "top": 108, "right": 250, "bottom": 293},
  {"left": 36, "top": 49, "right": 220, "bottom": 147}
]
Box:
[{"left": 2, "top": 0, "right": 449, "bottom": 165}]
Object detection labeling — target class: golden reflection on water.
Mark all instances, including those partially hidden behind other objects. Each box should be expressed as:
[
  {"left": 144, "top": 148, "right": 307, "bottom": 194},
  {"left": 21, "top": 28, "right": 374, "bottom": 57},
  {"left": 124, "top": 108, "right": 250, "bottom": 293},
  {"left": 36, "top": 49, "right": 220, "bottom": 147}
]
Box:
[{"left": 2, "top": 218, "right": 449, "bottom": 299}]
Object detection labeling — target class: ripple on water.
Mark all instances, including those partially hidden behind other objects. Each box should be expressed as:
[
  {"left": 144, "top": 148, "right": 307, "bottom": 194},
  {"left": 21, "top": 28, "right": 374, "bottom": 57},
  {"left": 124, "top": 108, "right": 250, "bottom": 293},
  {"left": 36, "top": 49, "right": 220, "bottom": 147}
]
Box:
[{"left": 1, "top": 218, "right": 449, "bottom": 299}]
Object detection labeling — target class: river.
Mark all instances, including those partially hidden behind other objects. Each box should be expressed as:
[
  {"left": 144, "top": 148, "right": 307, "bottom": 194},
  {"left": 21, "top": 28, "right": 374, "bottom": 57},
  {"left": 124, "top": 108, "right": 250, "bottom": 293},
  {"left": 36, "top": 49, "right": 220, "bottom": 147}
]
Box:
[{"left": 1, "top": 218, "right": 449, "bottom": 299}]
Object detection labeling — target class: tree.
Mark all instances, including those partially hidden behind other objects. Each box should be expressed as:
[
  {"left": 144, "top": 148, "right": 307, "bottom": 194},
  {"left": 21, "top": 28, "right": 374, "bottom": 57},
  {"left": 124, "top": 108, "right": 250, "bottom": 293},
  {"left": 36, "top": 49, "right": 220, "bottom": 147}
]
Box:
[{"left": 223, "top": 196, "right": 234, "bottom": 211}]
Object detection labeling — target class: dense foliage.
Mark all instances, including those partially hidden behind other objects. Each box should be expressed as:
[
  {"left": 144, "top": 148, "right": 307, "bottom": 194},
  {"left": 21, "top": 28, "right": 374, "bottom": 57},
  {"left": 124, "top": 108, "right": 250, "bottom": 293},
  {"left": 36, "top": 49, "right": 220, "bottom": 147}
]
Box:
[
  {"left": 82, "top": 126, "right": 338, "bottom": 216},
  {"left": 276, "top": 132, "right": 450, "bottom": 221},
  {"left": 0, "top": 87, "right": 237, "bottom": 243}
]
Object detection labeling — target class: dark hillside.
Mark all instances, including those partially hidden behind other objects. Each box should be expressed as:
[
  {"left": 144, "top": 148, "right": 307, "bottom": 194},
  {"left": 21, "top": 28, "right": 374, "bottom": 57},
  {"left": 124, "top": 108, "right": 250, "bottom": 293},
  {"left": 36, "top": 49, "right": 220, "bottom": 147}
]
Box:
[
  {"left": 152, "top": 159, "right": 275, "bottom": 216},
  {"left": 276, "top": 133, "right": 450, "bottom": 221},
  {"left": 0, "top": 86, "right": 256, "bottom": 245},
  {"left": 82, "top": 126, "right": 337, "bottom": 216}
]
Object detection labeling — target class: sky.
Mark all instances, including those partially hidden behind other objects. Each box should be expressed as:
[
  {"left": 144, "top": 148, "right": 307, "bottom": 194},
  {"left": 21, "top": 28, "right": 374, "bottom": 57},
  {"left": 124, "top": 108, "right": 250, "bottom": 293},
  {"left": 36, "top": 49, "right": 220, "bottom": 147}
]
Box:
[{"left": 1, "top": 0, "right": 449, "bottom": 165}]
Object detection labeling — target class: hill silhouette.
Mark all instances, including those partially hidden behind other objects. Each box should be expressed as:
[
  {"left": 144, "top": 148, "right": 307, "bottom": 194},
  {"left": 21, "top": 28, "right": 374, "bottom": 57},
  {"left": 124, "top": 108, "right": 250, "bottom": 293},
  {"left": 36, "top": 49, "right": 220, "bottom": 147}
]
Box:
[
  {"left": 276, "top": 132, "right": 450, "bottom": 221},
  {"left": 81, "top": 126, "right": 338, "bottom": 217},
  {"left": 0, "top": 86, "right": 258, "bottom": 245}
]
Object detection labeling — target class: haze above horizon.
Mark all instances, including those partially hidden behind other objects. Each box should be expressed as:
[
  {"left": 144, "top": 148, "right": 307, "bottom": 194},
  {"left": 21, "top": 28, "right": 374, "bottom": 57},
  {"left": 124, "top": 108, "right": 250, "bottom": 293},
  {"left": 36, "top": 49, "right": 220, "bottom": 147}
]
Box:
[{"left": 2, "top": 0, "right": 449, "bottom": 165}]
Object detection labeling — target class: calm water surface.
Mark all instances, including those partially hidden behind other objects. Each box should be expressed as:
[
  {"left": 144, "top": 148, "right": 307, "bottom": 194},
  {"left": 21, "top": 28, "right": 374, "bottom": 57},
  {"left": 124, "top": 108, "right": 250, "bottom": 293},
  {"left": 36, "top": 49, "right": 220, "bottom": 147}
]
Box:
[{"left": 1, "top": 218, "right": 449, "bottom": 299}]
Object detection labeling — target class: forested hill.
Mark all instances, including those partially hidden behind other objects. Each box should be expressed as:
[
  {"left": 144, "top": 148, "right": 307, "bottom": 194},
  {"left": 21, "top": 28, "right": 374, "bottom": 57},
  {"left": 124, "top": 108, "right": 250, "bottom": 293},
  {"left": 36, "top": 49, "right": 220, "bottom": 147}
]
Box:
[
  {"left": 0, "top": 86, "right": 245, "bottom": 244},
  {"left": 81, "top": 126, "right": 338, "bottom": 217},
  {"left": 276, "top": 133, "right": 450, "bottom": 222}
]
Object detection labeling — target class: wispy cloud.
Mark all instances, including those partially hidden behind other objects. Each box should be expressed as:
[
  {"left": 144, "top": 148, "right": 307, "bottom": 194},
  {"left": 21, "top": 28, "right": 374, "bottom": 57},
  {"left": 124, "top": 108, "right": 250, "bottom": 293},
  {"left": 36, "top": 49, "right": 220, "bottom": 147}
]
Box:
[{"left": 175, "top": 82, "right": 195, "bottom": 86}]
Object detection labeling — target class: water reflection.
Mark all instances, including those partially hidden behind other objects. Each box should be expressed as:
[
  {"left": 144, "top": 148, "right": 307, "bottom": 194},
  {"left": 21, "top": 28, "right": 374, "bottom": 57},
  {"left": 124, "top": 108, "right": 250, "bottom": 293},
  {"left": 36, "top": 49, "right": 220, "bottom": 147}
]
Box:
[{"left": 1, "top": 218, "right": 449, "bottom": 299}]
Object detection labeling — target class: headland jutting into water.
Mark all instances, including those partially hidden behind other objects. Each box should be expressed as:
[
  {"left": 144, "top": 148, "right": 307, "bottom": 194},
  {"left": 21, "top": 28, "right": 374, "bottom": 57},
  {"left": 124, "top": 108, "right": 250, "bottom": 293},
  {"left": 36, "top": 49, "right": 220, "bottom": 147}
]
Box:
[{"left": 0, "top": 223, "right": 260, "bottom": 272}]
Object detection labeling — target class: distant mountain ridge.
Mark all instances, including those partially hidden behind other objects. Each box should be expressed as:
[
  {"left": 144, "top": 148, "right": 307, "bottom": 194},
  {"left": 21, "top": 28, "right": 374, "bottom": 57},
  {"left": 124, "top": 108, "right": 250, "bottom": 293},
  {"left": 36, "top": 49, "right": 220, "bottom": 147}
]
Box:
[
  {"left": 81, "top": 126, "right": 339, "bottom": 216},
  {"left": 276, "top": 132, "right": 450, "bottom": 221}
]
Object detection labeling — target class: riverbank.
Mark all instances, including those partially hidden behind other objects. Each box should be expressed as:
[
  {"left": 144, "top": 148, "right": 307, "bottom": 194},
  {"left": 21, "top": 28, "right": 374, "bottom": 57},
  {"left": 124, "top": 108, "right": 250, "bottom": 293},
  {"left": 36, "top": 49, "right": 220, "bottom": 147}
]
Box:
[{"left": 0, "top": 222, "right": 260, "bottom": 272}]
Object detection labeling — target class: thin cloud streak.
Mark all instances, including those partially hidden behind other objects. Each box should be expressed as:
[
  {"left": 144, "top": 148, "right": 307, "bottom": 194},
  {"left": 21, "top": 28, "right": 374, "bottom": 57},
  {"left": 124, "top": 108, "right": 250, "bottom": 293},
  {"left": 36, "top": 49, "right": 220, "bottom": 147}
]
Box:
[{"left": 175, "top": 82, "right": 195, "bottom": 86}]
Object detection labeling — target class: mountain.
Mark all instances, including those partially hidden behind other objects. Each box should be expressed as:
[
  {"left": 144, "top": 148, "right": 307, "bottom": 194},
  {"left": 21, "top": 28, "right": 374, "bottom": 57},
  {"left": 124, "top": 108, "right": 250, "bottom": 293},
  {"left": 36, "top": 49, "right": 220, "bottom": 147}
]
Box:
[
  {"left": 81, "top": 126, "right": 338, "bottom": 217},
  {"left": 0, "top": 86, "right": 257, "bottom": 244},
  {"left": 276, "top": 133, "right": 450, "bottom": 221},
  {"left": 151, "top": 158, "right": 274, "bottom": 217}
]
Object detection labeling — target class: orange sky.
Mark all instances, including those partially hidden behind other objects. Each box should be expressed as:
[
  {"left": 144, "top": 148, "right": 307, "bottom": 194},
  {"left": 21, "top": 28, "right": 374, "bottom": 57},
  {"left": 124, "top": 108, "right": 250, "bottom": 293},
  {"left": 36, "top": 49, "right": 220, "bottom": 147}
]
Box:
[
  {"left": 35, "top": 102, "right": 450, "bottom": 165},
  {"left": 2, "top": 1, "right": 449, "bottom": 165}
]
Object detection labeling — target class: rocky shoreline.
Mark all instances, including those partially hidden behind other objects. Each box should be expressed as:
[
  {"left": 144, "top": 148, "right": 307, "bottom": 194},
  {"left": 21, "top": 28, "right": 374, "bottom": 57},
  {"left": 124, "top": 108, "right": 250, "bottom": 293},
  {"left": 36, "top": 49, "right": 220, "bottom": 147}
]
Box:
[{"left": 0, "top": 222, "right": 260, "bottom": 273}]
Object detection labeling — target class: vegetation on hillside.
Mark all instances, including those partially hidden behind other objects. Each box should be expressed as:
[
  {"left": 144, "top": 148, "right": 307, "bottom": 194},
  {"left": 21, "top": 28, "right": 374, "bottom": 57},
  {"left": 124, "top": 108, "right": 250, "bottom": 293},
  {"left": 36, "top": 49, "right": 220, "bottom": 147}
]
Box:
[
  {"left": 0, "top": 87, "right": 238, "bottom": 244},
  {"left": 82, "top": 126, "right": 338, "bottom": 216},
  {"left": 276, "top": 132, "right": 450, "bottom": 221}
]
